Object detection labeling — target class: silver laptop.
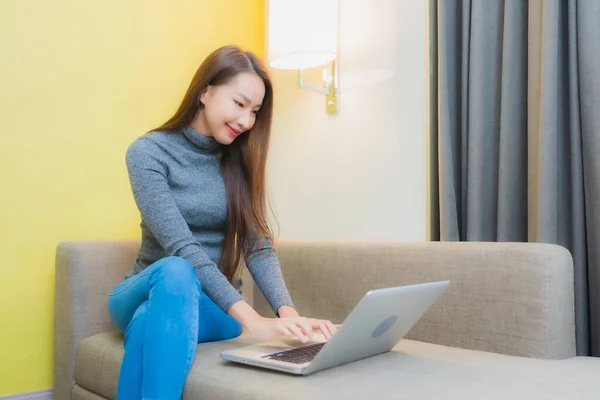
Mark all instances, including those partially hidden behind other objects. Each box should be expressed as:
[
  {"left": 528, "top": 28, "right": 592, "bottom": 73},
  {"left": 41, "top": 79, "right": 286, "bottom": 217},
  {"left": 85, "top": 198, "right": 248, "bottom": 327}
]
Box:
[{"left": 220, "top": 280, "right": 450, "bottom": 375}]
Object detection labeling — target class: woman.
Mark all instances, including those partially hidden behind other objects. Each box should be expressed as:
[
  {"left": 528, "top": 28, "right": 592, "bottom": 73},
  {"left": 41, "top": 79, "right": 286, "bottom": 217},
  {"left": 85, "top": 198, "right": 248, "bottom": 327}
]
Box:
[{"left": 108, "top": 45, "right": 337, "bottom": 399}]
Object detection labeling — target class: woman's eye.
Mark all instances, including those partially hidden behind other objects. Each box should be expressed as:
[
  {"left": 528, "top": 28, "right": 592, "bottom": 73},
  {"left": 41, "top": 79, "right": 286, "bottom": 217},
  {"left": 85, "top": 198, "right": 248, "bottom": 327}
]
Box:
[{"left": 234, "top": 100, "right": 244, "bottom": 107}]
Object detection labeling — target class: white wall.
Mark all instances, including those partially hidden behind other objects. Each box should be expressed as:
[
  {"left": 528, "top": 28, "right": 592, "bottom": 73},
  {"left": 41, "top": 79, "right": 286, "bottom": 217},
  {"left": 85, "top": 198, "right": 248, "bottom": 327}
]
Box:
[{"left": 266, "top": 0, "right": 428, "bottom": 241}]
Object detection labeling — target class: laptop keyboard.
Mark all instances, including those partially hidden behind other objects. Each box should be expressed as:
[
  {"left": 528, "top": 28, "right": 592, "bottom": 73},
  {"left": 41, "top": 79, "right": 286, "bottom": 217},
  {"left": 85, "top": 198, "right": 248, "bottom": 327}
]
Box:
[{"left": 262, "top": 342, "right": 326, "bottom": 364}]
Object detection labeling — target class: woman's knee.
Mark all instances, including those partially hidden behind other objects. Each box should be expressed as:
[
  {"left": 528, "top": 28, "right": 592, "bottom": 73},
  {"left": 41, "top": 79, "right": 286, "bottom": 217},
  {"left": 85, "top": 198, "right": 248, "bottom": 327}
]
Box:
[
  {"left": 151, "top": 256, "right": 201, "bottom": 294},
  {"left": 158, "top": 256, "right": 195, "bottom": 279}
]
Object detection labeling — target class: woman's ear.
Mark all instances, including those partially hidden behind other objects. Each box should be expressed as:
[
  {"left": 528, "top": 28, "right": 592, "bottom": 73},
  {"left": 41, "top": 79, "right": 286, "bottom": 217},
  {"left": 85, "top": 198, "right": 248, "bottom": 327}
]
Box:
[{"left": 199, "top": 85, "right": 211, "bottom": 105}]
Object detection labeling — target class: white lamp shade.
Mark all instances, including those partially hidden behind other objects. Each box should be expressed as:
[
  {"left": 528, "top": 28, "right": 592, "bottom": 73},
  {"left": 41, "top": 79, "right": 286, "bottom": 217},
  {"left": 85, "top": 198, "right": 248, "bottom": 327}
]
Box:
[{"left": 267, "top": 0, "right": 339, "bottom": 70}]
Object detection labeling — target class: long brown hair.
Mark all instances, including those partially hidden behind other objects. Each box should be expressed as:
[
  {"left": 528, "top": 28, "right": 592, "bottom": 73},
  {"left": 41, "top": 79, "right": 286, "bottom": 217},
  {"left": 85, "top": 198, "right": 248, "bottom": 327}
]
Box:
[{"left": 153, "top": 45, "right": 275, "bottom": 283}]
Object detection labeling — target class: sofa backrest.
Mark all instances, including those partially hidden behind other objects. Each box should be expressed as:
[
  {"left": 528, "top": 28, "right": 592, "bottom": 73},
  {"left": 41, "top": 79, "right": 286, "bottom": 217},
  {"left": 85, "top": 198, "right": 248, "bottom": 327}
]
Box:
[{"left": 253, "top": 241, "right": 576, "bottom": 360}]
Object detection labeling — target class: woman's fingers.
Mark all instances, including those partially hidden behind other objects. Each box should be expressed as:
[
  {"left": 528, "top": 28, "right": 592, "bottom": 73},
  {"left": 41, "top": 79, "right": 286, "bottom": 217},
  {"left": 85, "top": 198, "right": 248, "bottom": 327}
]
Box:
[
  {"left": 283, "top": 318, "right": 317, "bottom": 342},
  {"left": 299, "top": 318, "right": 317, "bottom": 342},
  {"left": 325, "top": 320, "right": 338, "bottom": 335},
  {"left": 275, "top": 322, "right": 292, "bottom": 337},
  {"left": 317, "top": 321, "right": 332, "bottom": 340},
  {"left": 285, "top": 320, "right": 309, "bottom": 343},
  {"left": 296, "top": 317, "right": 315, "bottom": 340},
  {"left": 278, "top": 317, "right": 339, "bottom": 342},
  {"left": 318, "top": 320, "right": 338, "bottom": 339}
]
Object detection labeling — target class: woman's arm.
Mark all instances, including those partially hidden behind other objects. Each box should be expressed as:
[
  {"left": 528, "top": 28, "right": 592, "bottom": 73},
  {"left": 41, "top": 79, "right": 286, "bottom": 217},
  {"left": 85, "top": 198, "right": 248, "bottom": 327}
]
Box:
[
  {"left": 244, "top": 236, "right": 296, "bottom": 314},
  {"left": 126, "top": 138, "right": 244, "bottom": 312},
  {"left": 243, "top": 237, "right": 338, "bottom": 340}
]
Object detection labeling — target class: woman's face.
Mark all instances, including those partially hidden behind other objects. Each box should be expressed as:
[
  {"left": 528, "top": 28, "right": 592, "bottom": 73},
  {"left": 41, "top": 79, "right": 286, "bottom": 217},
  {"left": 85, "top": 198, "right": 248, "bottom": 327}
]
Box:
[{"left": 198, "top": 72, "right": 265, "bottom": 145}]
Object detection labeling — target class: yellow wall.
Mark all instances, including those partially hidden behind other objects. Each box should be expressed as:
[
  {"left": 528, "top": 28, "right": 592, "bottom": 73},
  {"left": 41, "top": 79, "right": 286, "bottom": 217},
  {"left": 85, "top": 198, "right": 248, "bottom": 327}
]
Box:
[{"left": 0, "top": 0, "right": 264, "bottom": 395}]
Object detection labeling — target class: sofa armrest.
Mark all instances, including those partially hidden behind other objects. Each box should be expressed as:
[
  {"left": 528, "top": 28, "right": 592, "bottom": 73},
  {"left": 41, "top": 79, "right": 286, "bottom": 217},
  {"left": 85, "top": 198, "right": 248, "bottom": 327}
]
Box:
[
  {"left": 53, "top": 240, "right": 140, "bottom": 400},
  {"left": 252, "top": 241, "right": 576, "bottom": 359}
]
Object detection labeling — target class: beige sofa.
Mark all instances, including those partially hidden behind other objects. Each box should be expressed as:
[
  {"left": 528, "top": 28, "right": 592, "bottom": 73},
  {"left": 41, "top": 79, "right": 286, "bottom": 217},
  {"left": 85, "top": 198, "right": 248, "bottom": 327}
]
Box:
[{"left": 54, "top": 240, "right": 600, "bottom": 399}]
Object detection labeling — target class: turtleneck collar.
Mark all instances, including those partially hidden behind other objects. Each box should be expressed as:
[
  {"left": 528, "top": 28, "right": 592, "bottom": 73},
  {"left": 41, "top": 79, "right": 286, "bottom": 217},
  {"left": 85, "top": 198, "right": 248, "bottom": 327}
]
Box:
[{"left": 181, "top": 125, "right": 221, "bottom": 153}]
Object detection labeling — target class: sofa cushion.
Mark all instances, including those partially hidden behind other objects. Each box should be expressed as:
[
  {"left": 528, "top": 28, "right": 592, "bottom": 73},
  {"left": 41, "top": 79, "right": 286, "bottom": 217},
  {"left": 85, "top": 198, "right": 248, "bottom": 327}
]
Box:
[
  {"left": 75, "top": 331, "right": 600, "bottom": 400},
  {"left": 71, "top": 384, "right": 107, "bottom": 400}
]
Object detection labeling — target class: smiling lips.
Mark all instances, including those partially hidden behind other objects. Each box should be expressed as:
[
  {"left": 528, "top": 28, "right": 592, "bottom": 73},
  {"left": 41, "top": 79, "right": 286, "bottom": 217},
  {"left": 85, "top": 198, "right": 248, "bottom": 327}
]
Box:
[{"left": 226, "top": 124, "right": 241, "bottom": 137}]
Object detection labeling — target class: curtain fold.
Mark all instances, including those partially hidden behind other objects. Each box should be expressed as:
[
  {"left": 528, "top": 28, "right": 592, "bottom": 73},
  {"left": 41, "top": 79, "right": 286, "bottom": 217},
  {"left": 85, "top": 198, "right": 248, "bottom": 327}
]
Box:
[{"left": 432, "top": 0, "right": 600, "bottom": 356}]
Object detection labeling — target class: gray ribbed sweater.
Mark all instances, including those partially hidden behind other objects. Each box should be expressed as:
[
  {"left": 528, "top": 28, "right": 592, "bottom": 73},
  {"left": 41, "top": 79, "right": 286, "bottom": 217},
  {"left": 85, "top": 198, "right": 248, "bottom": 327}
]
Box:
[{"left": 125, "top": 125, "right": 294, "bottom": 313}]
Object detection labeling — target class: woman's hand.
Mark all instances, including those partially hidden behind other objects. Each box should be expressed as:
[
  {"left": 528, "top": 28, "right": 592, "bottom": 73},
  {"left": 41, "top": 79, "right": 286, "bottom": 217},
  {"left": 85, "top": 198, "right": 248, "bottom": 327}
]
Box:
[
  {"left": 302, "top": 317, "right": 338, "bottom": 340},
  {"left": 246, "top": 316, "right": 338, "bottom": 343},
  {"left": 277, "top": 306, "right": 338, "bottom": 340},
  {"left": 229, "top": 301, "right": 338, "bottom": 343}
]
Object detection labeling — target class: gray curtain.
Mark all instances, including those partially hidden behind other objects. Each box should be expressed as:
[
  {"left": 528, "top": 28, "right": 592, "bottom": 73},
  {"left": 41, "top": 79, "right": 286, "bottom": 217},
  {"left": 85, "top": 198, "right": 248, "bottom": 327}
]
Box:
[{"left": 430, "top": 0, "right": 600, "bottom": 356}]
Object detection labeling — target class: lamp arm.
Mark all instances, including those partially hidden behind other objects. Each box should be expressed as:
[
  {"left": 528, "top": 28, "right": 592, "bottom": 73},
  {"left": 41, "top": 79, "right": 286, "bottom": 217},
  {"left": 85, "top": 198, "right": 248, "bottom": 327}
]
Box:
[{"left": 298, "top": 60, "right": 338, "bottom": 114}]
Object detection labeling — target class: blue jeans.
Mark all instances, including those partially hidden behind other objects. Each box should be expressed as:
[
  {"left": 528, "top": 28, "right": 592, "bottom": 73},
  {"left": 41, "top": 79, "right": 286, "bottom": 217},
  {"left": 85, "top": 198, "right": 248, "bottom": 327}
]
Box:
[{"left": 108, "top": 256, "right": 242, "bottom": 400}]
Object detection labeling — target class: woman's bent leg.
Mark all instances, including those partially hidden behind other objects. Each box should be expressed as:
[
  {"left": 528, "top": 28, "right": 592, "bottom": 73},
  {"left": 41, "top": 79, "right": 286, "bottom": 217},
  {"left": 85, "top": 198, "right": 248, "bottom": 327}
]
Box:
[{"left": 108, "top": 256, "right": 200, "bottom": 400}]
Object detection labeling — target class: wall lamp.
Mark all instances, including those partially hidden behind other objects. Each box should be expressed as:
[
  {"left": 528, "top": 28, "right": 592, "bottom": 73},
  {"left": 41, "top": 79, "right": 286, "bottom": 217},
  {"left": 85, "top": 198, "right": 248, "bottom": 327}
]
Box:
[{"left": 266, "top": 0, "right": 339, "bottom": 115}]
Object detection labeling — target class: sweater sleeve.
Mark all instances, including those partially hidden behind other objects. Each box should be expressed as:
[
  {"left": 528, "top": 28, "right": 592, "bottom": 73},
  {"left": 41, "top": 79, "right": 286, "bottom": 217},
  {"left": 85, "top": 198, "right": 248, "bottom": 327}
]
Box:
[
  {"left": 126, "top": 138, "right": 244, "bottom": 312},
  {"left": 245, "top": 236, "right": 295, "bottom": 314}
]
